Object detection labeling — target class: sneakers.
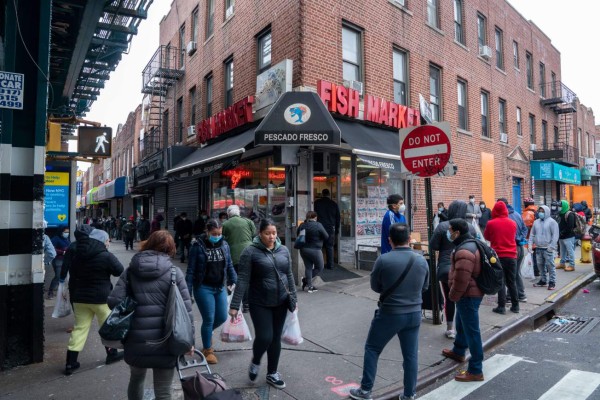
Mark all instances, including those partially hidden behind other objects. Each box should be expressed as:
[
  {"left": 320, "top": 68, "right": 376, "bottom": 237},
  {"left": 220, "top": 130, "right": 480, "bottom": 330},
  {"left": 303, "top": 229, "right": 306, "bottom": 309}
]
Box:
[
  {"left": 307, "top": 286, "right": 318, "bottom": 293},
  {"left": 519, "top": 297, "right": 528, "bottom": 303},
  {"left": 533, "top": 280, "right": 547, "bottom": 287},
  {"left": 492, "top": 307, "right": 506, "bottom": 315},
  {"left": 400, "top": 396, "right": 416, "bottom": 400},
  {"left": 455, "top": 370, "right": 485, "bottom": 382},
  {"left": 445, "top": 330, "right": 456, "bottom": 339},
  {"left": 556, "top": 263, "right": 565, "bottom": 270},
  {"left": 266, "top": 372, "right": 286, "bottom": 389},
  {"left": 349, "top": 387, "right": 373, "bottom": 400},
  {"left": 202, "top": 348, "right": 218, "bottom": 364},
  {"left": 564, "top": 265, "right": 575, "bottom": 272},
  {"left": 510, "top": 306, "right": 520, "bottom": 314},
  {"left": 105, "top": 348, "right": 124, "bottom": 365},
  {"left": 301, "top": 277, "right": 307, "bottom": 291},
  {"left": 442, "top": 348, "right": 466, "bottom": 362},
  {"left": 548, "top": 282, "right": 556, "bottom": 290},
  {"left": 248, "top": 362, "right": 260, "bottom": 382}
]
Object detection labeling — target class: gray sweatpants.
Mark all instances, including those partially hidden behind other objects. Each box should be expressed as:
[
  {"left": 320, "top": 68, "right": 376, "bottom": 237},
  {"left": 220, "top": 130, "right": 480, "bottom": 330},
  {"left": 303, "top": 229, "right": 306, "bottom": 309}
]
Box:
[
  {"left": 128, "top": 366, "right": 174, "bottom": 400},
  {"left": 300, "top": 247, "right": 325, "bottom": 286}
]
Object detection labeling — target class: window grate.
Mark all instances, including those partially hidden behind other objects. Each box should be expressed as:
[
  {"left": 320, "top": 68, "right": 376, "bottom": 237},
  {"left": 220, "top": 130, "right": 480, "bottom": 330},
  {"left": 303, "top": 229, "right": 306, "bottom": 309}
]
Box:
[{"left": 541, "top": 317, "right": 600, "bottom": 335}]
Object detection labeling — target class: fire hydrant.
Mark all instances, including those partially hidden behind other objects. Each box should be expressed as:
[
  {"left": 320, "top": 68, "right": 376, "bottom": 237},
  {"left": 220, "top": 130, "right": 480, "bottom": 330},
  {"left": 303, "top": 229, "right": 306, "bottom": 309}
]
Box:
[{"left": 581, "top": 233, "right": 592, "bottom": 263}]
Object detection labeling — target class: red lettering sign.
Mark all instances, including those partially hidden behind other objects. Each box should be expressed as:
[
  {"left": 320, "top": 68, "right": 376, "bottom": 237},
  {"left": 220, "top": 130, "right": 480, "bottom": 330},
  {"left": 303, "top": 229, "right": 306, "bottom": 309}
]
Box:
[{"left": 196, "top": 96, "right": 254, "bottom": 143}]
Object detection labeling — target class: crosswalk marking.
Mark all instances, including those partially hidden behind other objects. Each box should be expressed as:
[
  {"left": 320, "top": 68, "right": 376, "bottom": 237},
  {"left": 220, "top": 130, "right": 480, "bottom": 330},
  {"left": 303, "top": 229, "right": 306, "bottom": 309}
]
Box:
[
  {"left": 419, "top": 354, "right": 523, "bottom": 400},
  {"left": 537, "top": 370, "right": 600, "bottom": 400}
]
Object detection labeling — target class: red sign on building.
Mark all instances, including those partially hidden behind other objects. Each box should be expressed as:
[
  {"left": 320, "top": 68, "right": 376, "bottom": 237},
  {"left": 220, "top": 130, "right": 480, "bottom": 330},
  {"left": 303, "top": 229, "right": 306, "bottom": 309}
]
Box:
[
  {"left": 196, "top": 96, "right": 254, "bottom": 144},
  {"left": 400, "top": 123, "right": 451, "bottom": 177}
]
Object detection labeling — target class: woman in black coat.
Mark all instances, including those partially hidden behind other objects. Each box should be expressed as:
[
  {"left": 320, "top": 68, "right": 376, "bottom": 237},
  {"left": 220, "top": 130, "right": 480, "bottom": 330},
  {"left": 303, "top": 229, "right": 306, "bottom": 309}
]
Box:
[
  {"left": 108, "top": 230, "right": 194, "bottom": 400},
  {"left": 297, "top": 211, "right": 329, "bottom": 292},
  {"left": 229, "top": 219, "right": 297, "bottom": 390}
]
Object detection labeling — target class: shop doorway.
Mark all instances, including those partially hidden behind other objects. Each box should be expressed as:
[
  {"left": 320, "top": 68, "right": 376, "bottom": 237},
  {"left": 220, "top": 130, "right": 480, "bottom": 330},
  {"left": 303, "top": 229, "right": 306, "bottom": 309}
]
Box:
[
  {"left": 313, "top": 175, "right": 339, "bottom": 266},
  {"left": 512, "top": 178, "right": 522, "bottom": 214}
]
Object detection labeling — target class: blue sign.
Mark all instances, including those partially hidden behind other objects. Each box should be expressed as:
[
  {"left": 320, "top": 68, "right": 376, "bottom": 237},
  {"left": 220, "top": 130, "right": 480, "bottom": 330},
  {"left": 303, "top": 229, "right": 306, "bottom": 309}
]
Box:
[
  {"left": 76, "top": 181, "right": 83, "bottom": 195},
  {"left": 44, "top": 172, "right": 69, "bottom": 227},
  {"left": 530, "top": 161, "right": 581, "bottom": 185}
]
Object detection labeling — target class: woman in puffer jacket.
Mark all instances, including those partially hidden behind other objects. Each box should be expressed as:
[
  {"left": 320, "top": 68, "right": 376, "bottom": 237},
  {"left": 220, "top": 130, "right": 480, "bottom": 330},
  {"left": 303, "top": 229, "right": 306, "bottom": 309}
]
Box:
[
  {"left": 296, "top": 211, "right": 329, "bottom": 293},
  {"left": 108, "top": 230, "right": 194, "bottom": 400}
]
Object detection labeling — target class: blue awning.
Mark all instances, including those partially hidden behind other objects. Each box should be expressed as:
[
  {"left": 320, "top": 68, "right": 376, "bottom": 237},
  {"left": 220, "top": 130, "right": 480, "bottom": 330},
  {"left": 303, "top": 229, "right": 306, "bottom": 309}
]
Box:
[
  {"left": 98, "top": 177, "right": 128, "bottom": 200},
  {"left": 530, "top": 161, "right": 581, "bottom": 185}
]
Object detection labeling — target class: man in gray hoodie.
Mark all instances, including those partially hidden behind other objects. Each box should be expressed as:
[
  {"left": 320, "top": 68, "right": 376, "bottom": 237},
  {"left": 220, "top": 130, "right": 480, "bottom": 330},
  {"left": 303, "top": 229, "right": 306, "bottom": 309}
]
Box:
[{"left": 528, "top": 205, "right": 559, "bottom": 290}]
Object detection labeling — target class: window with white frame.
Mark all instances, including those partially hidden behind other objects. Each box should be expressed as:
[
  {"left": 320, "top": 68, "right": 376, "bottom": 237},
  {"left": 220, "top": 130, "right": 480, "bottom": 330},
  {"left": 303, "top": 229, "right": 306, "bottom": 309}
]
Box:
[
  {"left": 427, "top": 0, "right": 439, "bottom": 29},
  {"left": 393, "top": 48, "right": 408, "bottom": 105},
  {"left": 542, "top": 120, "right": 548, "bottom": 149},
  {"left": 189, "top": 86, "right": 196, "bottom": 126},
  {"left": 429, "top": 64, "right": 441, "bottom": 121},
  {"left": 481, "top": 91, "right": 489, "bottom": 137},
  {"left": 516, "top": 107, "right": 522, "bottom": 136},
  {"left": 342, "top": 24, "right": 362, "bottom": 82},
  {"left": 526, "top": 52, "right": 533, "bottom": 89},
  {"left": 499, "top": 98, "right": 506, "bottom": 134},
  {"left": 179, "top": 25, "right": 185, "bottom": 68},
  {"left": 529, "top": 114, "right": 536, "bottom": 143},
  {"left": 224, "top": 58, "right": 234, "bottom": 107},
  {"left": 513, "top": 40, "right": 519, "bottom": 69},
  {"left": 477, "top": 13, "right": 487, "bottom": 52},
  {"left": 457, "top": 79, "right": 468, "bottom": 130},
  {"left": 205, "top": 74, "right": 213, "bottom": 117},
  {"left": 539, "top": 62, "right": 546, "bottom": 98},
  {"left": 257, "top": 30, "right": 272, "bottom": 72},
  {"left": 454, "top": 0, "right": 464, "bottom": 44},
  {"left": 192, "top": 8, "right": 199, "bottom": 43},
  {"left": 495, "top": 27, "right": 504, "bottom": 70},
  {"left": 225, "top": 0, "right": 234, "bottom": 18},
  {"left": 206, "top": 0, "right": 214, "bottom": 37}
]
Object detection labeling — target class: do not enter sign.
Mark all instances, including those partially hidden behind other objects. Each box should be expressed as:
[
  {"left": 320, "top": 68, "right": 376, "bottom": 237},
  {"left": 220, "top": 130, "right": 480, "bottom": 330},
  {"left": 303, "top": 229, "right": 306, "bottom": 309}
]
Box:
[{"left": 399, "top": 122, "right": 451, "bottom": 177}]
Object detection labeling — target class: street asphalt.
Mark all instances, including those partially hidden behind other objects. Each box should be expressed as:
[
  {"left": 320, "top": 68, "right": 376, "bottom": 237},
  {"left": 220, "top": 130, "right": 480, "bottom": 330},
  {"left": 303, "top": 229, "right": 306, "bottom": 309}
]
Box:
[{"left": 0, "top": 240, "right": 596, "bottom": 400}]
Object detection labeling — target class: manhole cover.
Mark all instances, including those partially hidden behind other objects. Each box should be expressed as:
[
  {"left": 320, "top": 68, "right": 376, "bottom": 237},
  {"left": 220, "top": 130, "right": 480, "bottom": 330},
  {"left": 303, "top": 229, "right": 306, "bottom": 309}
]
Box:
[{"left": 541, "top": 317, "right": 600, "bottom": 335}]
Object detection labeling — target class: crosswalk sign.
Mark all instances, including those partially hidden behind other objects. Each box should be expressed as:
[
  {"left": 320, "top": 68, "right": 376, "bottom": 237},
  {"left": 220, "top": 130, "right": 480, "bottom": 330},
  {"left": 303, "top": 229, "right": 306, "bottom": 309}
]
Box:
[{"left": 78, "top": 126, "right": 112, "bottom": 158}]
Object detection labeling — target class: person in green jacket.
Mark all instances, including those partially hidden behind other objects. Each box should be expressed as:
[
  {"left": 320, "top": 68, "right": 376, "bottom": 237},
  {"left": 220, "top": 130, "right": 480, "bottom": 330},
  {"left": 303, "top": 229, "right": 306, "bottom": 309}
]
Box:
[{"left": 222, "top": 204, "right": 256, "bottom": 313}]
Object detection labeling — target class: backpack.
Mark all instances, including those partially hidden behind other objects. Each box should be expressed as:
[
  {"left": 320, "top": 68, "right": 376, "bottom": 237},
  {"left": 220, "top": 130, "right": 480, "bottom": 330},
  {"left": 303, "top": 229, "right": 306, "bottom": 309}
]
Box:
[
  {"left": 455, "top": 239, "right": 504, "bottom": 295},
  {"left": 567, "top": 211, "right": 586, "bottom": 237}
]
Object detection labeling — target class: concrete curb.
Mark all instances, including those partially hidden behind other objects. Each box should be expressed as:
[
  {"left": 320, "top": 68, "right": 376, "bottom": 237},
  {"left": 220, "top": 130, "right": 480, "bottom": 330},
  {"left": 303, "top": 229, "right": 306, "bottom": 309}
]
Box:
[{"left": 376, "top": 271, "right": 598, "bottom": 400}]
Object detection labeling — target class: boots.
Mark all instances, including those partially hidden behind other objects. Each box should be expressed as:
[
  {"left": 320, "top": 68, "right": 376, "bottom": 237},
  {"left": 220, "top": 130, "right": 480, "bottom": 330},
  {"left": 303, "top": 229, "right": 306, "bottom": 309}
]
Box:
[
  {"left": 105, "top": 347, "right": 124, "bottom": 365},
  {"left": 65, "top": 350, "right": 80, "bottom": 376},
  {"left": 202, "top": 348, "right": 218, "bottom": 364}
]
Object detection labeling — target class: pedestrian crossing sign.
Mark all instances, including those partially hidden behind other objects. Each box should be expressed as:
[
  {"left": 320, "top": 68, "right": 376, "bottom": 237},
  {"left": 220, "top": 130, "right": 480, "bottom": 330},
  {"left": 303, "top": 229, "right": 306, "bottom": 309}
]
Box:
[{"left": 77, "top": 126, "right": 112, "bottom": 158}]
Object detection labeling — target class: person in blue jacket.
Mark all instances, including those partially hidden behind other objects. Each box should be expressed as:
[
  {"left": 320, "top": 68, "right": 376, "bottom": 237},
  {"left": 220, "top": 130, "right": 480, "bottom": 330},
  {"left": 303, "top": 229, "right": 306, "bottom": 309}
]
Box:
[{"left": 381, "top": 194, "right": 406, "bottom": 254}]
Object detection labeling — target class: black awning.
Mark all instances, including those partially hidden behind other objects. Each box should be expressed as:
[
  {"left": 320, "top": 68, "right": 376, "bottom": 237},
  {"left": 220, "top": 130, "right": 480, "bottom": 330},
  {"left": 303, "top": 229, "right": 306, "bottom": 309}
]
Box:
[
  {"left": 336, "top": 119, "right": 402, "bottom": 172},
  {"left": 166, "top": 128, "right": 255, "bottom": 177}
]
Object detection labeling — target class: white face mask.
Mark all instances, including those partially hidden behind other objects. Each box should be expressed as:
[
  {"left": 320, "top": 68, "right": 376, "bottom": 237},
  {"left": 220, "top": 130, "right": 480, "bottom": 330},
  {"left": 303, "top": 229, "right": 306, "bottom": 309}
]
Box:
[
  {"left": 399, "top": 204, "right": 406, "bottom": 213},
  {"left": 469, "top": 199, "right": 475, "bottom": 204},
  {"left": 62, "top": 232, "right": 69, "bottom": 239}
]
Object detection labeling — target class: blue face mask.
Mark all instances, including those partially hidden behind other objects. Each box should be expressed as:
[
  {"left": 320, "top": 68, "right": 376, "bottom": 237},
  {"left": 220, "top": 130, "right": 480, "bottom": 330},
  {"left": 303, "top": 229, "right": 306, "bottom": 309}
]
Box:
[
  {"left": 538, "top": 212, "right": 545, "bottom": 220},
  {"left": 446, "top": 230, "right": 453, "bottom": 242},
  {"left": 208, "top": 235, "right": 222, "bottom": 244}
]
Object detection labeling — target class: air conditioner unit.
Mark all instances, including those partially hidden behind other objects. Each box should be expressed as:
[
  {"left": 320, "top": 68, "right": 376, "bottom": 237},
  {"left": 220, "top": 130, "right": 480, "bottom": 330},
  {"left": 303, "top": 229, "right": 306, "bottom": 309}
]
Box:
[
  {"left": 186, "top": 41, "right": 197, "bottom": 56},
  {"left": 530, "top": 143, "right": 537, "bottom": 151},
  {"left": 392, "top": 0, "right": 406, "bottom": 6},
  {"left": 343, "top": 80, "right": 364, "bottom": 96},
  {"left": 225, "top": 5, "right": 234, "bottom": 18},
  {"left": 187, "top": 125, "right": 196, "bottom": 137},
  {"left": 479, "top": 45, "right": 492, "bottom": 60},
  {"left": 499, "top": 132, "right": 508, "bottom": 143}
]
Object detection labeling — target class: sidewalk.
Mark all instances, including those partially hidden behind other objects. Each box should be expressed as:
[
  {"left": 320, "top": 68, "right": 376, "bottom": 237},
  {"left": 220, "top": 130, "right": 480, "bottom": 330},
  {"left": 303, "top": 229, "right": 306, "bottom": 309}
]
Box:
[{"left": 0, "top": 241, "right": 596, "bottom": 400}]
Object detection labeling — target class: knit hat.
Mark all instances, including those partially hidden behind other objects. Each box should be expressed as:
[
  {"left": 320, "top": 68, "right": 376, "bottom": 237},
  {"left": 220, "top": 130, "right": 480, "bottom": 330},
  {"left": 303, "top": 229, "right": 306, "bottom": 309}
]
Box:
[{"left": 89, "top": 229, "right": 109, "bottom": 243}]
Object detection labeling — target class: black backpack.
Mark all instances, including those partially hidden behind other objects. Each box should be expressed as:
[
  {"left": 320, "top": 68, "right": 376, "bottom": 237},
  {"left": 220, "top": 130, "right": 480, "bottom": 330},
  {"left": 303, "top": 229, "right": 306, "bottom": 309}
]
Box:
[{"left": 456, "top": 239, "right": 504, "bottom": 295}]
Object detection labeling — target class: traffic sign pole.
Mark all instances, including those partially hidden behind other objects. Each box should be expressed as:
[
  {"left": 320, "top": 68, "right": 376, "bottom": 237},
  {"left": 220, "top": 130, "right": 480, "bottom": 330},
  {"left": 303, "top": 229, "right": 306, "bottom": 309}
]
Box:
[{"left": 425, "top": 177, "right": 441, "bottom": 325}]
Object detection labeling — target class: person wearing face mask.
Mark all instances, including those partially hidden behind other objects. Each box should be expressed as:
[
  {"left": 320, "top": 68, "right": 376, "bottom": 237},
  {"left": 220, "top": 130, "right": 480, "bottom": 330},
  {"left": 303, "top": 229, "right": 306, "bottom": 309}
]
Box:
[
  {"left": 478, "top": 202, "right": 492, "bottom": 233},
  {"left": 381, "top": 194, "right": 406, "bottom": 254},
  {"left": 48, "top": 225, "right": 70, "bottom": 299},
  {"left": 436, "top": 202, "right": 449, "bottom": 222},
  {"left": 176, "top": 212, "right": 194, "bottom": 263},
  {"left": 528, "top": 205, "right": 559, "bottom": 291},
  {"left": 186, "top": 219, "right": 237, "bottom": 364},
  {"left": 465, "top": 195, "right": 482, "bottom": 225}
]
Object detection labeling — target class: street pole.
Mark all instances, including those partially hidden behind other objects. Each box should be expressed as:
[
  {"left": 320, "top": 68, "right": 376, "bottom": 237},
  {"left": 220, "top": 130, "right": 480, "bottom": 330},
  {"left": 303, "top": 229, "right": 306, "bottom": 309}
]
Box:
[{"left": 424, "top": 177, "right": 441, "bottom": 325}]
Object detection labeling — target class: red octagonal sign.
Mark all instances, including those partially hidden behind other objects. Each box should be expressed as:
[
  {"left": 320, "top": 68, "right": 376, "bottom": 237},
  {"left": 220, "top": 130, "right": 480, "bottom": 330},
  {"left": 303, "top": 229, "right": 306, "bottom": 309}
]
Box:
[{"left": 400, "top": 123, "right": 451, "bottom": 177}]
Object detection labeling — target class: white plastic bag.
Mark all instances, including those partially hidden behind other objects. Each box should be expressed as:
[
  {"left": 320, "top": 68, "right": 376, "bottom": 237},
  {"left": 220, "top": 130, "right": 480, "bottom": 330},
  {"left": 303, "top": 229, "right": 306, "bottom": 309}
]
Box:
[
  {"left": 433, "top": 214, "right": 440, "bottom": 230},
  {"left": 520, "top": 252, "right": 535, "bottom": 279},
  {"left": 52, "top": 281, "right": 72, "bottom": 318},
  {"left": 221, "top": 313, "right": 252, "bottom": 342},
  {"left": 282, "top": 309, "right": 303, "bottom": 345},
  {"left": 472, "top": 220, "right": 484, "bottom": 241}
]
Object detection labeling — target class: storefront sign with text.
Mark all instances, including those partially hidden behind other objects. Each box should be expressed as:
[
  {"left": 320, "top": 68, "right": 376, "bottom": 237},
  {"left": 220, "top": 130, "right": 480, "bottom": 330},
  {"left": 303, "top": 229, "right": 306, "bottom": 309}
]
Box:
[
  {"left": 196, "top": 96, "right": 254, "bottom": 144},
  {"left": 317, "top": 80, "right": 420, "bottom": 129}
]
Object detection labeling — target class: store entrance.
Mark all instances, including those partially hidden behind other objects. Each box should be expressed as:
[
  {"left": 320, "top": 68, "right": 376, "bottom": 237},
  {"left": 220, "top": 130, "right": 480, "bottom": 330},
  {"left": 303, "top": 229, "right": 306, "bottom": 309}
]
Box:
[{"left": 313, "top": 175, "right": 339, "bottom": 266}]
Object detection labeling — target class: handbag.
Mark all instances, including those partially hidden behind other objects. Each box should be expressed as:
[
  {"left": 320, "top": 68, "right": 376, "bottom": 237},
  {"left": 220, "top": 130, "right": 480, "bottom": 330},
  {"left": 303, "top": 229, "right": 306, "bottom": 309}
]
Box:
[
  {"left": 178, "top": 349, "right": 232, "bottom": 400},
  {"left": 267, "top": 253, "right": 296, "bottom": 312},
  {"left": 294, "top": 229, "right": 306, "bottom": 249},
  {"left": 147, "top": 266, "right": 194, "bottom": 356},
  {"left": 99, "top": 270, "right": 136, "bottom": 347},
  {"left": 377, "top": 253, "right": 415, "bottom": 307}
]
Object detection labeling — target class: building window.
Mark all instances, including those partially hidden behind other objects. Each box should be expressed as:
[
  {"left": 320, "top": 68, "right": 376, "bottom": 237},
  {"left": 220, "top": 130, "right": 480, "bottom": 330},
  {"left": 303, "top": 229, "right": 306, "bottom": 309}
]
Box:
[
  {"left": 457, "top": 79, "right": 468, "bottom": 130},
  {"left": 516, "top": 107, "right": 522, "bottom": 136},
  {"left": 554, "top": 125, "right": 559, "bottom": 144},
  {"left": 427, "top": 0, "right": 439, "bottom": 29},
  {"left": 539, "top": 62, "right": 546, "bottom": 98},
  {"left": 342, "top": 24, "right": 362, "bottom": 82},
  {"left": 477, "top": 13, "right": 487, "bottom": 52},
  {"left": 189, "top": 86, "right": 197, "bottom": 126},
  {"left": 499, "top": 98, "right": 506, "bottom": 134},
  {"left": 393, "top": 48, "right": 408, "bottom": 105},
  {"left": 165, "top": 44, "right": 172, "bottom": 69},
  {"left": 179, "top": 24, "right": 185, "bottom": 68},
  {"left": 495, "top": 27, "right": 504, "bottom": 70},
  {"left": 481, "top": 91, "right": 489, "bottom": 137},
  {"left": 192, "top": 8, "right": 199, "bottom": 43},
  {"left": 526, "top": 52, "right": 533, "bottom": 89},
  {"left": 529, "top": 114, "right": 535, "bottom": 143},
  {"left": 454, "top": 0, "right": 464, "bottom": 44},
  {"left": 587, "top": 132, "right": 591, "bottom": 157},
  {"left": 206, "top": 0, "right": 214, "bottom": 38},
  {"left": 257, "top": 30, "right": 272, "bottom": 72},
  {"left": 177, "top": 97, "right": 184, "bottom": 143},
  {"left": 205, "top": 74, "right": 213, "bottom": 117},
  {"left": 225, "top": 0, "right": 234, "bottom": 18},
  {"left": 429, "top": 64, "right": 441, "bottom": 122},
  {"left": 578, "top": 128, "right": 582, "bottom": 154},
  {"left": 224, "top": 58, "right": 234, "bottom": 107},
  {"left": 513, "top": 41, "right": 519, "bottom": 69},
  {"left": 542, "top": 120, "right": 548, "bottom": 149},
  {"left": 551, "top": 72, "right": 557, "bottom": 98}
]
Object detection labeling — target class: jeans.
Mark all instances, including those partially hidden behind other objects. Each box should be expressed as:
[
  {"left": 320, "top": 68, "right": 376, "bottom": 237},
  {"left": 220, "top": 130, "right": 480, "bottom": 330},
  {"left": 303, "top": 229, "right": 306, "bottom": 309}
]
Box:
[
  {"left": 559, "top": 237, "right": 575, "bottom": 267},
  {"left": 497, "top": 257, "right": 519, "bottom": 309},
  {"left": 249, "top": 303, "right": 288, "bottom": 374},
  {"left": 453, "top": 297, "right": 484, "bottom": 375},
  {"left": 323, "top": 227, "right": 335, "bottom": 269},
  {"left": 536, "top": 248, "right": 556, "bottom": 284},
  {"left": 440, "top": 281, "right": 455, "bottom": 325},
  {"left": 300, "top": 248, "right": 324, "bottom": 286},
  {"left": 360, "top": 310, "right": 421, "bottom": 397},
  {"left": 124, "top": 236, "right": 134, "bottom": 250},
  {"left": 49, "top": 258, "right": 63, "bottom": 292},
  {"left": 128, "top": 366, "right": 174, "bottom": 400},
  {"left": 179, "top": 238, "right": 191, "bottom": 262},
  {"left": 194, "top": 285, "right": 228, "bottom": 349}
]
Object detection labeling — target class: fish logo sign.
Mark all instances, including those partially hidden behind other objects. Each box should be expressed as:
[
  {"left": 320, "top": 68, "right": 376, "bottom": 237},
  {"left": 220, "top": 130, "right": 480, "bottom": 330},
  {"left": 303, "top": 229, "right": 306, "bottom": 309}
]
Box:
[{"left": 284, "top": 103, "right": 311, "bottom": 125}]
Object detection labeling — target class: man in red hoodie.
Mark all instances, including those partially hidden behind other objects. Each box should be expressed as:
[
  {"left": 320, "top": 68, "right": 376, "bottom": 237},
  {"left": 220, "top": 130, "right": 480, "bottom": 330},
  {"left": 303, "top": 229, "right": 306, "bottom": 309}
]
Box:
[{"left": 484, "top": 201, "right": 519, "bottom": 314}]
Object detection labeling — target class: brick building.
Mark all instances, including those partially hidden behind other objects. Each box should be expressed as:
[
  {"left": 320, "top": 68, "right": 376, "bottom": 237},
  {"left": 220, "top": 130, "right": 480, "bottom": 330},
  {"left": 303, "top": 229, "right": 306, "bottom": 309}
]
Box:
[{"left": 128, "top": 0, "right": 596, "bottom": 271}]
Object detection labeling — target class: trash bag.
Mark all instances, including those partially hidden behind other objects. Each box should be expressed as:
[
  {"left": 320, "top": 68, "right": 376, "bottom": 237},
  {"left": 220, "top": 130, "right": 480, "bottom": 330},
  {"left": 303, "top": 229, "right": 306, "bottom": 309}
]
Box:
[
  {"left": 52, "top": 281, "right": 72, "bottom": 318},
  {"left": 520, "top": 252, "right": 535, "bottom": 279},
  {"left": 282, "top": 309, "right": 303, "bottom": 345},
  {"left": 221, "top": 313, "right": 252, "bottom": 343}
]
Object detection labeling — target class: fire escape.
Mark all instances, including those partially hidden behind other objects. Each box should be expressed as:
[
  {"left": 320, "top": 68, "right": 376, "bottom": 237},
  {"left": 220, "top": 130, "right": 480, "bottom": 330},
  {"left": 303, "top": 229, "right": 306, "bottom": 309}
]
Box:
[
  {"left": 533, "top": 81, "right": 578, "bottom": 166},
  {"left": 140, "top": 45, "right": 184, "bottom": 160}
]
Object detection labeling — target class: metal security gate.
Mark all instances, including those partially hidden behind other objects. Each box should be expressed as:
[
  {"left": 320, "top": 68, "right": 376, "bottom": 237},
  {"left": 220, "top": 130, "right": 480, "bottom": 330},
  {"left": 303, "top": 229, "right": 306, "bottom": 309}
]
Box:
[
  {"left": 168, "top": 179, "right": 199, "bottom": 234},
  {"left": 154, "top": 185, "right": 167, "bottom": 221}
]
